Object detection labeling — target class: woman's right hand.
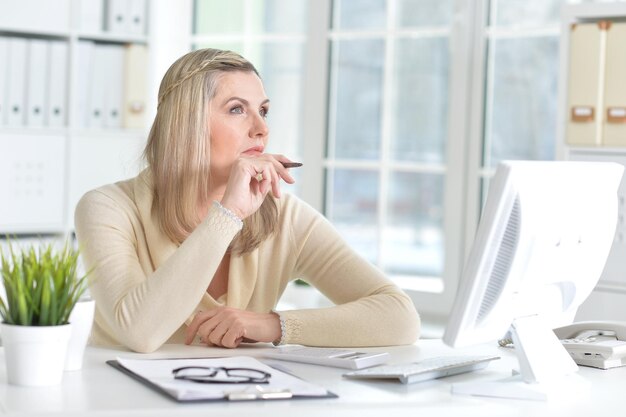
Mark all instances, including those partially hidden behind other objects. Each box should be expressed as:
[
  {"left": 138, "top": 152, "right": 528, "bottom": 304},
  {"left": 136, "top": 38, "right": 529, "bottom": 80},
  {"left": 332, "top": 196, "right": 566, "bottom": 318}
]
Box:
[{"left": 220, "top": 154, "right": 295, "bottom": 220}]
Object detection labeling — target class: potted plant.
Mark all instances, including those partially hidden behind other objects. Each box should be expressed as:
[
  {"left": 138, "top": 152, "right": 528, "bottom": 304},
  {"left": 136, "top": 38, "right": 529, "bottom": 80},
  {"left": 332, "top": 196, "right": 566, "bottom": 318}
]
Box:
[{"left": 0, "top": 240, "right": 88, "bottom": 386}]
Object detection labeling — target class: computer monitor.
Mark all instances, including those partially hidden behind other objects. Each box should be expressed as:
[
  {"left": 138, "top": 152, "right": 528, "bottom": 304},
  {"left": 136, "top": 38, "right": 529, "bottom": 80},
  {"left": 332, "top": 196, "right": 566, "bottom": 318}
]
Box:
[{"left": 443, "top": 160, "right": 623, "bottom": 400}]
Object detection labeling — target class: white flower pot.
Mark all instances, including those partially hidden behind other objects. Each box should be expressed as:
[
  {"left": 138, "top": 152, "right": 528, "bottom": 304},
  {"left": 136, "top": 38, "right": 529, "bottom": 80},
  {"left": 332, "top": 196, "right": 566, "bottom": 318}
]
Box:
[
  {"left": 65, "top": 299, "right": 95, "bottom": 371},
  {"left": 1, "top": 323, "right": 72, "bottom": 386}
]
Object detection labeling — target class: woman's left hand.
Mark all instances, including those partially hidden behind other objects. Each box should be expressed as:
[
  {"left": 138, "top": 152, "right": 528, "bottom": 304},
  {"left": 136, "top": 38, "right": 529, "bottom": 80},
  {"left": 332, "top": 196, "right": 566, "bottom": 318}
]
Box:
[{"left": 184, "top": 307, "right": 282, "bottom": 348}]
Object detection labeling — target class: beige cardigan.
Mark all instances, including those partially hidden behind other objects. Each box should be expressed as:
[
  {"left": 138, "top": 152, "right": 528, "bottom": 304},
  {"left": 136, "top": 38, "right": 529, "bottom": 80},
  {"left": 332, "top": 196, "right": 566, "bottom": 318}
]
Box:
[{"left": 74, "top": 171, "right": 420, "bottom": 352}]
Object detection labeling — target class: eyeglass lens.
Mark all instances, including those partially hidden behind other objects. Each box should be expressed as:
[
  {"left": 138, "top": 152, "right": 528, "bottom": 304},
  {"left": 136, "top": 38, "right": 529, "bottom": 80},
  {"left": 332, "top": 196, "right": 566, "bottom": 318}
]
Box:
[{"left": 173, "top": 366, "right": 271, "bottom": 383}]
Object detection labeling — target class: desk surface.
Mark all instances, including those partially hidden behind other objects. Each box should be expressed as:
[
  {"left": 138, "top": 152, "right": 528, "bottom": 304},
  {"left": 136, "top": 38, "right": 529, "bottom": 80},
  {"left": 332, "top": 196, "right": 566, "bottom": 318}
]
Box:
[{"left": 0, "top": 340, "right": 623, "bottom": 417}]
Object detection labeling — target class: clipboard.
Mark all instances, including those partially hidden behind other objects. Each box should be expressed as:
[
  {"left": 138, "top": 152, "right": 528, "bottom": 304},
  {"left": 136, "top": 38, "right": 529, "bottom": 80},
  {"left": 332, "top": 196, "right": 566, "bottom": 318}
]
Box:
[{"left": 107, "top": 356, "right": 338, "bottom": 403}]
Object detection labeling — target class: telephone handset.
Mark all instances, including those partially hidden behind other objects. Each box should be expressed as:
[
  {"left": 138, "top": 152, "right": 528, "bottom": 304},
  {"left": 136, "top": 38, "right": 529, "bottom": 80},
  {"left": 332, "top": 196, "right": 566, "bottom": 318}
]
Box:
[{"left": 553, "top": 321, "right": 626, "bottom": 369}]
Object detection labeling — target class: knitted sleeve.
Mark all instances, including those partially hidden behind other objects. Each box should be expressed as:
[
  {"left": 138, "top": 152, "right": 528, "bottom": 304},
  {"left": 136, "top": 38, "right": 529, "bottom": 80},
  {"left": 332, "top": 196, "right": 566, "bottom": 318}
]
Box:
[
  {"left": 74, "top": 190, "right": 241, "bottom": 353},
  {"left": 276, "top": 197, "right": 420, "bottom": 347}
]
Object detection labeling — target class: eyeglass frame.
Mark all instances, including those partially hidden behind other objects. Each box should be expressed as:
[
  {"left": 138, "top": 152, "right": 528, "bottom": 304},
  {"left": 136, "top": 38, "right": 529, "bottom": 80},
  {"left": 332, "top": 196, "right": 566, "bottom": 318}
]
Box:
[{"left": 172, "top": 366, "right": 272, "bottom": 384}]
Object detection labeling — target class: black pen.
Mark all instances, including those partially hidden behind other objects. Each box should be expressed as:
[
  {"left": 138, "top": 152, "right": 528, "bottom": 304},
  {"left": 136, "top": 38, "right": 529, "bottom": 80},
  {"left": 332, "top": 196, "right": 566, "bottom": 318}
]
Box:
[{"left": 281, "top": 162, "right": 303, "bottom": 168}]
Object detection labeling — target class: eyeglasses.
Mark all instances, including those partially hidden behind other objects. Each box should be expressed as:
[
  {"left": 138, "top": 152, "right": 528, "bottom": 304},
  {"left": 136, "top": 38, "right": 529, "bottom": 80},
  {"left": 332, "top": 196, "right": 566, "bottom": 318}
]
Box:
[{"left": 172, "top": 366, "right": 271, "bottom": 384}]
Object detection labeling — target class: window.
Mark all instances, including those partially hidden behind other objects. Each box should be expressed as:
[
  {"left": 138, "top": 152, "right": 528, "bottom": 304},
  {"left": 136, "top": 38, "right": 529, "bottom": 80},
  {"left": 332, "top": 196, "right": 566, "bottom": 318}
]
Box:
[{"left": 325, "top": 0, "right": 458, "bottom": 296}]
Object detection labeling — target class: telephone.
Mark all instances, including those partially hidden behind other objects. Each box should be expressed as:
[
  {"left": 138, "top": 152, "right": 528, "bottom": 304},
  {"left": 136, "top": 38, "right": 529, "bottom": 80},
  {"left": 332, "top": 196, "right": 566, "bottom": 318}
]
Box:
[{"left": 553, "top": 321, "right": 626, "bottom": 369}]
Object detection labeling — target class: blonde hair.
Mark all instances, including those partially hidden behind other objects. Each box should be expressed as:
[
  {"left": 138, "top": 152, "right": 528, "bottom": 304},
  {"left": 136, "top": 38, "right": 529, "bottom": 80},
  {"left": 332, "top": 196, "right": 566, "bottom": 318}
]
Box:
[{"left": 144, "top": 48, "right": 277, "bottom": 255}]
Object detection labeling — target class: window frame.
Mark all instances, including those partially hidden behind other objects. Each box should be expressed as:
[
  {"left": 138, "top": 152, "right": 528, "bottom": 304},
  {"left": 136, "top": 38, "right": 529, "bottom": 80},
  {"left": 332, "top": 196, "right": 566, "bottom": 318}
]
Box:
[
  {"left": 317, "top": 0, "right": 479, "bottom": 318},
  {"left": 464, "top": 0, "right": 566, "bottom": 254}
]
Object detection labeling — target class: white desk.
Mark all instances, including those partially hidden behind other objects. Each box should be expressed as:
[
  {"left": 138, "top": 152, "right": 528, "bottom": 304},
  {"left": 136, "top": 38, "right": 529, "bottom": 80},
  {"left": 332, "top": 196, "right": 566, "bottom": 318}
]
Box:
[{"left": 0, "top": 340, "right": 623, "bottom": 416}]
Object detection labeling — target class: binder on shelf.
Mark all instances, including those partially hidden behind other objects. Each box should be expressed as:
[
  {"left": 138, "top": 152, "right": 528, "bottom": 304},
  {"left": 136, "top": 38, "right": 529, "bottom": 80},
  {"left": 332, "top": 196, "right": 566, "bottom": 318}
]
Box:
[
  {"left": 566, "top": 22, "right": 603, "bottom": 146},
  {"left": 102, "top": 44, "right": 124, "bottom": 128},
  {"left": 602, "top": 22, "right": 626, "bottom": 147},
  {"left": 105, "top": 0, "right": 129, "bottom": 34},
  {"left": 0, "top": 37, "right": 8, "bottom": 125},
  {"left": 76, "top": 41, "right": 95, "bottom": 128},
  {"left": 47, "top": 41, "right": 68, "bottom": 128},
  {"left": 128, "top": 0, "right": 147, "bottom": 35},
  {"left": 6, "top": 37, "right": 28, "bottom": 127},
  {"left": 79, "top": 0, "right": 104, "bottom": 33},
  {"left": 25, "top": 39, "right": 49, "bottom": 128},
  {"left": 87, "top": 44, "right": 107, "bottom": 128},
  {"left": 123, "top": 44, "right": 147, "bottom": 129}
]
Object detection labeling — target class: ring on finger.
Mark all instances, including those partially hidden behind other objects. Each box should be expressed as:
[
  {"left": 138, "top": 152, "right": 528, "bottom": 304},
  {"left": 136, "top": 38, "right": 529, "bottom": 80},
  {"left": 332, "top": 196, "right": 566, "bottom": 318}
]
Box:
[{"left": 255, "top": 172, "right": 264, "bottom": 182}]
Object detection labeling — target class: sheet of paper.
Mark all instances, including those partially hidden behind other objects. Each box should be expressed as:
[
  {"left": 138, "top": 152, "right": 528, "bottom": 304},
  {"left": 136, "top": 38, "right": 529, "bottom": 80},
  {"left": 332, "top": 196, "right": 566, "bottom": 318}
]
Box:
[{"left": 116, "top": 356, "right": 329, "bottom": 401}]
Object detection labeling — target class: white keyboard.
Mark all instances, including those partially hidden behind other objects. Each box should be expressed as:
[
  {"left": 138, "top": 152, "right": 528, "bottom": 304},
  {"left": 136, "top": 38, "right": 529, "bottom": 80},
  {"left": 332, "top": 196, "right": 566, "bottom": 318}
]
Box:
[
  {"left": 263, "top": 346, "right": 390, "bottom": 369},
  {"left": 343, "top": 355, "right": 500, "bottom": 384}
]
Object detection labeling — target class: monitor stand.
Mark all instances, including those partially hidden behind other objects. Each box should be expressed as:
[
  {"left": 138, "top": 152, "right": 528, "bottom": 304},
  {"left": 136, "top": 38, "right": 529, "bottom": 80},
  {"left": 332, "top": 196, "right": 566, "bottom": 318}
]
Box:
[{"left": 450, "top": 316, "right": 588, "bottom": 401}]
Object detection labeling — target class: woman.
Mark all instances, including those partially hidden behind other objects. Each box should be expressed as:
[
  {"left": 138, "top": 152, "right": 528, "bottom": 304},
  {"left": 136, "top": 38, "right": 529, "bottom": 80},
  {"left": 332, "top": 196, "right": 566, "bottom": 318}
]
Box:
[{"left": 75, "top": 48, "right": 420, "bottom": 353}]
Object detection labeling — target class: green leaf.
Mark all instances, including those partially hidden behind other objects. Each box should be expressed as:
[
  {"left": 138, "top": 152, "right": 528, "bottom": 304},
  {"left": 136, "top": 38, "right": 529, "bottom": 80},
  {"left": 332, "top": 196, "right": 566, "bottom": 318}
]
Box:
[
  {"left": 39, "top": 271, "right": 51, "bottom": 325},
  {"left": 14, "top": 276, "right": 29, "bottom": 326},
  {"left": 0, "top": 238, "right": 90, "bottom": 326}
]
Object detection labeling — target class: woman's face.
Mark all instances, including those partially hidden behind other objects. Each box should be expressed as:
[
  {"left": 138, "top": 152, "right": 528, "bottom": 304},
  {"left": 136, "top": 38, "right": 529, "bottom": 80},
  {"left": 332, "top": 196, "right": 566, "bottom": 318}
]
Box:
[{"left": 209, "top": 71, "right": 270, "bottom": 185}]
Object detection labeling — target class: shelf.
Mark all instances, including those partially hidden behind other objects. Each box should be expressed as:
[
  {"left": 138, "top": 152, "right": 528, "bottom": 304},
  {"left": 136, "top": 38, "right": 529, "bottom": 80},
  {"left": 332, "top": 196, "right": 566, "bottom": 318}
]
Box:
[
  {"left": 0, "top": 27, "right": 69, "bottom": 40},
  {"left": 568, "top": 147, "right": 626, "bottom": 156},
  {"left": 68, "top": 128, "right": 148, "bottom": 140},
  {"left": 76, "top": 32, "right": 148, "bottom": 45},
  {"left": 559, "top": 3, "right": 626, "bottom": 323},
  {"left": 0, "top": 127, "right": 68, "bottom": 137},
  {"left": 0, "top": 0, "right": 153, "bottom": 235},
  {"left": 0, "top": 128, "right": 149, "bottom": 140},
  {"left": 0, "top": 29, "right": 148, "bottom": 44}
]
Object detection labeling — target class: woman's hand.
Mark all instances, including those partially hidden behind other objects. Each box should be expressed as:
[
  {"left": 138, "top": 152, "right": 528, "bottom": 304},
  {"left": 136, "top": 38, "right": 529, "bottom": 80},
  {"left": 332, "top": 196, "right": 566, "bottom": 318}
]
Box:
[
  {"left": 185, "top": 307, "right": 282, "bottom": 348},
  {"left": 220, "top": 154, "right": 295, "bottom": 220}
]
